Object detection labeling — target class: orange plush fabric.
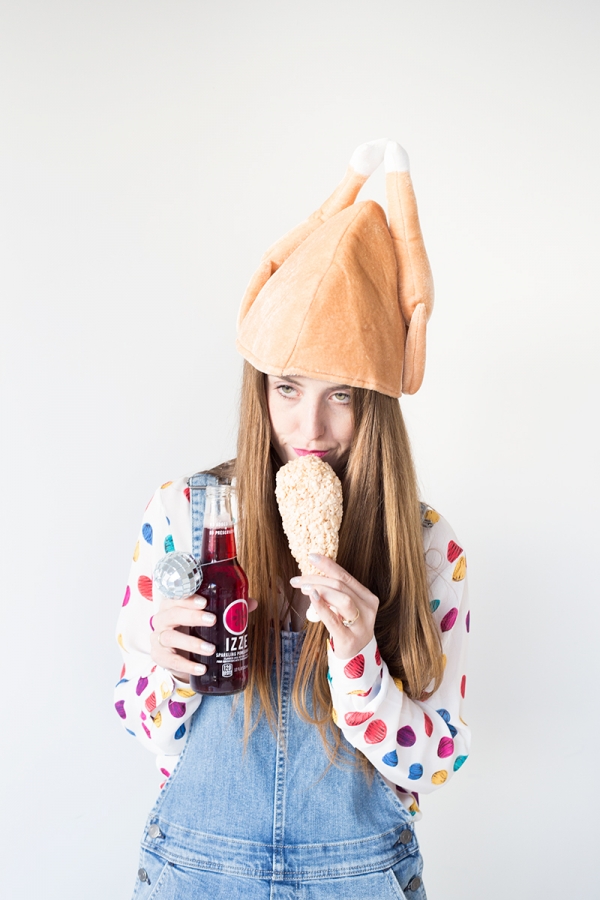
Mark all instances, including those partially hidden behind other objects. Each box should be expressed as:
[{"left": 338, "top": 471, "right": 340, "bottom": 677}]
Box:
[{"left": 236, "top": 140, "right": 434, "bottom": 397}]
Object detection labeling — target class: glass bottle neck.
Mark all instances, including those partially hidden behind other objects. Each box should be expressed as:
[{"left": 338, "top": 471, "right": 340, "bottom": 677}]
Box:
[{"left": 201, "top": 485, "right": 237, "bottom": 563}]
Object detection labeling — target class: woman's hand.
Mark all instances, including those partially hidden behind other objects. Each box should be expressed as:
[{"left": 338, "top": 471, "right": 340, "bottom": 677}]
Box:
[
  {"left": 290, "top": 554, "right": 379, "bottom": 660},
  {"left": 150, "top": 595, "right": 258, "bottom": 682}
]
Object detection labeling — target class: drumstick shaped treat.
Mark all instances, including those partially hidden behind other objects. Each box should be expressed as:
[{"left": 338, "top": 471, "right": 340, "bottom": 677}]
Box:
[{"left": 275, "top": 454, "right": 343, "bottom": 622}]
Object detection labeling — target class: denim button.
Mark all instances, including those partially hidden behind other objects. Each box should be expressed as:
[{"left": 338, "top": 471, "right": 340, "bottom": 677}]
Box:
[
  {"left": 148, "top": 824, "right": 163, "bottom": 839},
  {"left": 137, "top": 868, "right": 149, "bottom": 882},
  {"left": 398, "top": 829, "right": 413, "bottom": 844},
  {"left": 407, "top": 875, "right": 422, "bottom": 891}
]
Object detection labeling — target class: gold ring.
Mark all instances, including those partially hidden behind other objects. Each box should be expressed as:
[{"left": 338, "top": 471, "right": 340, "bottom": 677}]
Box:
[
  {"left": 342, "top": 608, "right": 360, "bottom": 627},
  {"left": 158, "top": 631, "right": 168, "bottom": 648}
]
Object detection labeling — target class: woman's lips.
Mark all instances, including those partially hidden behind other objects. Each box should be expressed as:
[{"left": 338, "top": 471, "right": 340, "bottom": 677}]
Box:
[{"left": 293, "top": 448, "right": 329, "bottom": 458}]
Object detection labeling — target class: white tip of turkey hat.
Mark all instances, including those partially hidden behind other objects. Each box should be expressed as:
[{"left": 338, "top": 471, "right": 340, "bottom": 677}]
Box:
[
  {"left": 385, "top": 141, "right": 410, "bottom": 173},
  {"left": 349, "top": 138, "right": 388, "bottom": 176}
]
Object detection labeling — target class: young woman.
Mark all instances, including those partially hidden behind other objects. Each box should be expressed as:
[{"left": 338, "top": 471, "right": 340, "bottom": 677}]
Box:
[{"left": 115, "top": 140, "right": 470, "bottom": 899}]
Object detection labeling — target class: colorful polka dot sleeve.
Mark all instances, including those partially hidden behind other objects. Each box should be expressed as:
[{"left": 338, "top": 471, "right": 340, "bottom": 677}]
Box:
[
  {"left": 114, "top": 477, "right": 202, "bottom": 772},
  {"left": 327, "top": 510, "right": 470, "bottom": 820}
]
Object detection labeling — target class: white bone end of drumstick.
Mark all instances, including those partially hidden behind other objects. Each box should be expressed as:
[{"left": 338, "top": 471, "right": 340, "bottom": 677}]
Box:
[
  {"left": 350, "top": 138, "right": 388, "bottom": 176},
  {"left": 306, "top": 590, "right": 339, "bottom": 623},
  {"left": 385, "top": 141, "right": 410, "bottom": 173},
  {"left": 306, "top": 604, "right": 321, "bottom": 623}
]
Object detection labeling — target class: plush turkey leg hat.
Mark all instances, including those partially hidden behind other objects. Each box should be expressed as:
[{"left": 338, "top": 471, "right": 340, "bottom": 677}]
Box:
[{"left": 236, "top": 139, "right": 434, "bottom": 397}]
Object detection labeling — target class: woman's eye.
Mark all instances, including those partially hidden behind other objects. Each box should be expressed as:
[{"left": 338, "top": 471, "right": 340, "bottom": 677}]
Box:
[
  {"left": 332, "top": 392, "right": 351, "bottom": 403},
  {"left": 277, "top": 384, "right": 296, "bottom": 396}
]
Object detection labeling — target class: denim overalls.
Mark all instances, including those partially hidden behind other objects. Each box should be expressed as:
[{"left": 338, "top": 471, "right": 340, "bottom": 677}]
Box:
[{"left": 131, "top": 474, "right": 426, "bottom": 899}]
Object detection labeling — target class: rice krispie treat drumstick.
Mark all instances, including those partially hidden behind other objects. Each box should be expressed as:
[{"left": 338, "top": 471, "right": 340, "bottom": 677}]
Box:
[{"left": 275, "top": 454, "right": 343, "bottom": 622}]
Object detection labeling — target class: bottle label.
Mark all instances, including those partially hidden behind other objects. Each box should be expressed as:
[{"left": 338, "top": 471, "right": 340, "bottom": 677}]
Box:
[
  {"left": 223, "top": 599, "right": 248, "bottom": 635},
  {"left": 215, "top": 599, "right": 248, "bottom": 677},
  {"left": 218, "top": 633, "right": 248, "bottom": 656}
]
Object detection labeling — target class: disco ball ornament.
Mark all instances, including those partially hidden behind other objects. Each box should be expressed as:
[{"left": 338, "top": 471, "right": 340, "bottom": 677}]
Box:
[{"left": 153, "top": 552, "right": 202, "bottom": 599}]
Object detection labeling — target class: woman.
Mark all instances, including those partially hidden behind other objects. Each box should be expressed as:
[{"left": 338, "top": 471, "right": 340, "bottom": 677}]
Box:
[{"left": 115, "top": 139, "right": 470, "bottom": 899}]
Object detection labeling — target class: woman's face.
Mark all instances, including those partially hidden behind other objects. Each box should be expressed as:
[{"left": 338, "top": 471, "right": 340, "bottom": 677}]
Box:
[{"left": 266, "top": 374, "right": 354, "bottom": 475}]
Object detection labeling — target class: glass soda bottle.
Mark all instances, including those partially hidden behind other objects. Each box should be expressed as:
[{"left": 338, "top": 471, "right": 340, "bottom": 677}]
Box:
[{"left": 190, "top": 483, "right": 249, "bottom": 694}]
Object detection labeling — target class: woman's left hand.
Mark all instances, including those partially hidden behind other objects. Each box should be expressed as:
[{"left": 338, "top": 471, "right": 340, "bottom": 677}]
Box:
[{"left": 290, "top": 554, "right": 379, "bottom": 660}]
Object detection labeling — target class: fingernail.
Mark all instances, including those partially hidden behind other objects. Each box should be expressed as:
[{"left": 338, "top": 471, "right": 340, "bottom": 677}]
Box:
[
  {"left": 290, "top": 577, "right": 301, "bottom": 586},
  {"left": 310, "top": 589, "right": 321, "bottom": 602},
  {"left": 194, "top": 664, "right": 206, "bottom": 674},
  {"left": 308, "top": 553, "right": 322, "bottom": 563},
  {"left": 202, "top": 613, "right": 216, "bottom": 626},
  {"left": 193, "top": 596, "right": 206, "bottom": 607}
]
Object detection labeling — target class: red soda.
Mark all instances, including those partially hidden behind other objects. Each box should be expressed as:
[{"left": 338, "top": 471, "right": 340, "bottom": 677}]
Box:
[{"left": 190, "top": 484, "right": 249, "bottom": 694}]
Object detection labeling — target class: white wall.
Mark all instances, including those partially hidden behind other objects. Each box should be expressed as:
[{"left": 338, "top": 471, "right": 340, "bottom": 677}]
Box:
[{"left": 1, "top": 1, "right": 598, "bottom": 897}]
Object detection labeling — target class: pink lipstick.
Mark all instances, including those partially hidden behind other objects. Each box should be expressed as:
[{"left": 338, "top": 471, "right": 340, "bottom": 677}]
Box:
[{"left": 293, "top": 448, "right": 329, "bottom": 458}]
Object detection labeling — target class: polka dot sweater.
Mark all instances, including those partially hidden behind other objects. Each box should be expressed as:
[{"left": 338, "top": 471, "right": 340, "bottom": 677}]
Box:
[
  {"left": 115, "top": 477, "right": 470, "bottom": 814},
  {"left": 327, "top": 509, "right": 470, "bottom": 817}
]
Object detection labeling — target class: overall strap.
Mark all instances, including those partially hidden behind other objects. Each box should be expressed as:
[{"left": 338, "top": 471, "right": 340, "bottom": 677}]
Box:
[{"left": 188, "top": 472, "right": 219, "bottom": 560}]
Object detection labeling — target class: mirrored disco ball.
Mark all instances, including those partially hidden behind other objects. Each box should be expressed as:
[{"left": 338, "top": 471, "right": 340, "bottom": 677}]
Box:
[{"left": 153, "top": 552, "right": 202, "bottom": 599}]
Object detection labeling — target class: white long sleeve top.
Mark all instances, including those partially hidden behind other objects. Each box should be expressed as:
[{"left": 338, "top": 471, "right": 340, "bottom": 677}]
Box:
[{"left": 115, "top": 475, "right": 470, "bottom": 818}]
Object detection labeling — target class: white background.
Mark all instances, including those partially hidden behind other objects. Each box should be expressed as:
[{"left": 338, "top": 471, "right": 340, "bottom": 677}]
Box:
[{"left": 1, "top": 1, "right": 598, "bottom": 897}]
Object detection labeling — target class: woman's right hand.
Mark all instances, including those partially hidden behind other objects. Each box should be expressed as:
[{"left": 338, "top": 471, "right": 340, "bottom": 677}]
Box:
[{"left": 149, "top": 595, "right": 257, "bottom": 682}]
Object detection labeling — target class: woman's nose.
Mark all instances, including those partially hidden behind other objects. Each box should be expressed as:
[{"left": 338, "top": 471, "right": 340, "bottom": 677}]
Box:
[{"left": 298, "top": 401, "right": 326, "bottom": 442}]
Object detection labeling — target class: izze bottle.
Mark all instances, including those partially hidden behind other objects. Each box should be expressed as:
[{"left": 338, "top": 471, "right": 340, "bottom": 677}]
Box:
[{"left": 190, "top": 484, "right": 249, "bottom": 694}]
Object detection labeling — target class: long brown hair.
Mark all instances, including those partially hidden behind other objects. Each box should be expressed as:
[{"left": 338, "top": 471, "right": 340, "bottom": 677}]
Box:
[{"left": 235, "top": 361, "right": 443, "bottom": 760}]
